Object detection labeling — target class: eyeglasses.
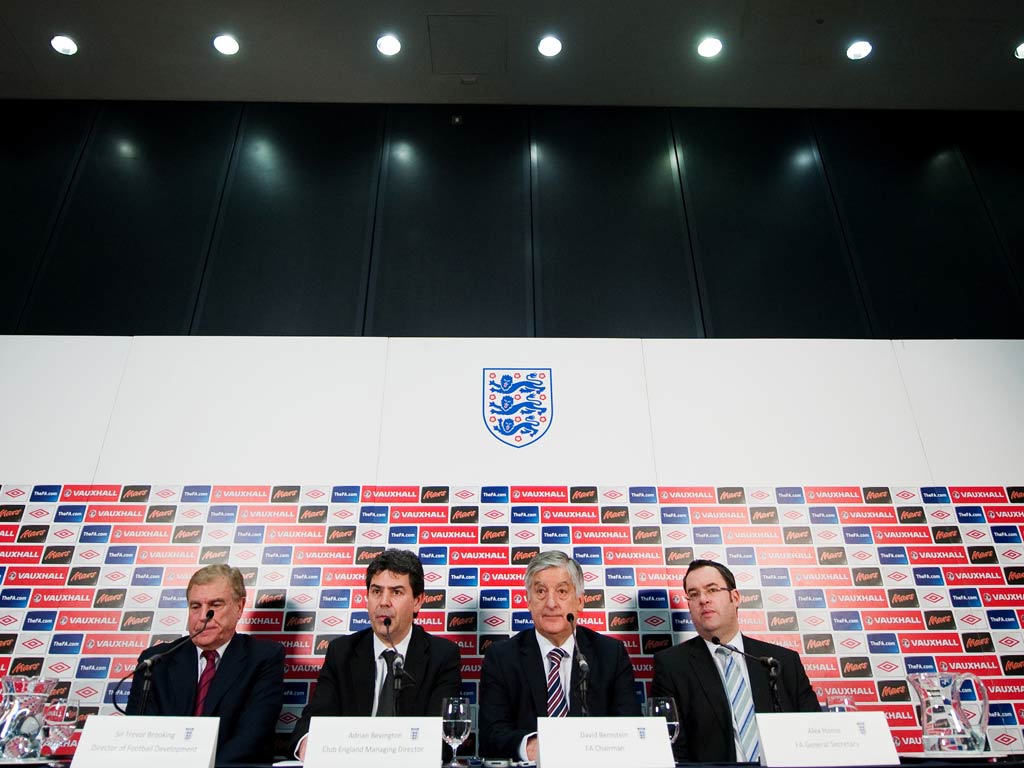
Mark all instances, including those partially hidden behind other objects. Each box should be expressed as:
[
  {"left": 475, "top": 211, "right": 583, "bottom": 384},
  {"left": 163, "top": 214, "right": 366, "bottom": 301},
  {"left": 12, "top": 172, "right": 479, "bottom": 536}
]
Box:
[{"left": 685, "top": 585, "right": 730, "bottom": 601}]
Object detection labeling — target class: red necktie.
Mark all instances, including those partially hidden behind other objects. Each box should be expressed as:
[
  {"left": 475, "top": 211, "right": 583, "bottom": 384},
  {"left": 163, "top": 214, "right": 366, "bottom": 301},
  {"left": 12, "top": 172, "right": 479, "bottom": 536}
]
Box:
[{"left": 193, "top": 650, "right": 219, "bottom": 716}]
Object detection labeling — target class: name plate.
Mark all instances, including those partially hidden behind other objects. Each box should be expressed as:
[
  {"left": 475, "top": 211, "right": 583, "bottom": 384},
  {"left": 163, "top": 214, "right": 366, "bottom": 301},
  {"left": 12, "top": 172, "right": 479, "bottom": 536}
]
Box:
[
  {"left": 72, "top": 715, "right": 218, "bottom": 768},
  {"left": 304, "top": 717, "right": 442, "bottom": 768},
  {"left": 757, "top": 712, "right": 899, "bottom": 767},
  {"left": 536, "top": 716, "right": 674, "bottom": 768}
]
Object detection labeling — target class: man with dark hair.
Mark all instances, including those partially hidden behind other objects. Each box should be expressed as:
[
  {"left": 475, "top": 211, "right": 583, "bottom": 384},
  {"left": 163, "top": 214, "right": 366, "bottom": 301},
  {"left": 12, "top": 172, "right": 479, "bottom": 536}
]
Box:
[
  {"left": 651, "top": 559, "right": 820, "bottom": 763},
  {"left": 478, "top": 550, "right": 640, "bottom": 760},
  {"left": 290, "top": 549, "right": 462, "bottom": 759},
  {"left": 126, "top": 564, "right": 285, "bottom": 764}
]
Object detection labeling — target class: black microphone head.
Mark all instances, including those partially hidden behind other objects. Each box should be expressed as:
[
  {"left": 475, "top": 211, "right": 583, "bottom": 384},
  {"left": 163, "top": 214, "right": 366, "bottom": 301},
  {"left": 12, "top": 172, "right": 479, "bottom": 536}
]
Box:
[
  {"left": 383, "top": 617, "right": 392, "bottom": 627},
  {"left": 205, "top": 609, "right": 214, "bottom": 620},
  {"left": 711, "top": 636, "right": 722, "bottom": 645},
  {"left": 566, "top": 613, "right": 575, "bottom": 623}
]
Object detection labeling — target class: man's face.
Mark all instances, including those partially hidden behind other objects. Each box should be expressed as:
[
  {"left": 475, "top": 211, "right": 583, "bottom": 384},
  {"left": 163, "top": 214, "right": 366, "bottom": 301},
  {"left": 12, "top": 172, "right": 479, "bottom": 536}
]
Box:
[
  {"left": 684, "top": 565, "right": 741, "bottom": 642},
  {"left": 367, "top": 570, "right": 424, "bottom": 645},
  {"left": 188, "top": 577, "right": 244, "bottom": 652},
  {"left": 528, "top": 566, "right": 583, "bottom": 646}
]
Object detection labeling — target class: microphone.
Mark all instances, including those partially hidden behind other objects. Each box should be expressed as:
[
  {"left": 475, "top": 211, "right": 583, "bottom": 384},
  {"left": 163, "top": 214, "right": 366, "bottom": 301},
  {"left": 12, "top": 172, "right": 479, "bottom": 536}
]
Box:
[
  {"left": 567, "top": 612, "right": 590, "bottom": 716},
  {"left": 113, "top": 609, "right": 215, "bottom": 715},
  {"left": 381, "top": 617, "right": 416, "bottom": 711},
  {"left": 710, "top": 636, "right": 778, "bottom": 670}
]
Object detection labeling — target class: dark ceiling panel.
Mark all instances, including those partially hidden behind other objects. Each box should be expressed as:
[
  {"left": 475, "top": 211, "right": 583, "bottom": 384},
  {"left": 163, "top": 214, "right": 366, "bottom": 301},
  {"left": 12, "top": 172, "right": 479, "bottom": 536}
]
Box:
[
  {"left": 19, "top": 101, "right": 239, "bottom": 335},
  {"left": 815, "top": 110, "right": 1024, "bottom": 339},
  {"left": 193, "top": 103, "right": 383, "bottom": 336},
  {"left": 366, "top": 105, "right": 531, "bottom": 337},
  {"left": 1, "top": 101, "right": 93, "bottom": 333},
  {"left": 673, "top": 108, "right": 870, "bottom": 338},
  {"left": 532, "top": 107, "right": 701, "bottom": 338}
]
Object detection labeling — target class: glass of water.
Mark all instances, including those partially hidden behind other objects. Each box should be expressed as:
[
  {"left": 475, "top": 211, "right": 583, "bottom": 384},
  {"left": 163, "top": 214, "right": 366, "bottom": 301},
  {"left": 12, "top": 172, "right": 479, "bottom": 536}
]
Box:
[
  {"left": 644, "top": 696, "right": 680, "bottom": 744},
  {"left": 441, "top": 696, "right": 471, "bottom": 767},
  {"left": 42, "top": 698, "right": 79, "bottom": 754}
]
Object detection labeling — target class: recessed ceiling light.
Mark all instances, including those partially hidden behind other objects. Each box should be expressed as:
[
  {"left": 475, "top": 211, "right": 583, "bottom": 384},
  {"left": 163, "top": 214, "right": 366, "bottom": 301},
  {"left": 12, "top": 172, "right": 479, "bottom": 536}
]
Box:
[
  {"left": 847, "top": 40, "right": 872, "bottom": 60},
  {"left": 213, "top": 34, "right": 239, "bottom": 55},
  {"left": 50, "top": 35, "right": 78, "bottom": 56},
  {"left": 1015, "top": 42, "right": 1024, "bottom": 59},
  {"left": 377, "top": 34, "right": 401, "bottom": 56},
  {"left": 538, "top": 36, "right": 562, "bottom": 57},
  {"left": 697, "top": 37, "right": 723, "bottom": 58}
]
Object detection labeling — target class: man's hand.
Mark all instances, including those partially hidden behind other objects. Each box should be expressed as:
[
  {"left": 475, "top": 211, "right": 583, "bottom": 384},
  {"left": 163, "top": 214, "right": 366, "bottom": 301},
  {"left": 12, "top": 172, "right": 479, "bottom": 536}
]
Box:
[{"left": 526, "top": 736, "right": 539, "bottom": 762}]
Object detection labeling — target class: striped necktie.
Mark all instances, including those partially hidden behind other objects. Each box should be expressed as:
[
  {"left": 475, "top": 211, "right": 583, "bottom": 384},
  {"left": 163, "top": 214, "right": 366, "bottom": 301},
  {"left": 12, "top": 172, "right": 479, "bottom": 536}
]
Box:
[
  {"left": 546, "top": 647, "right": 568, "bottom": 717},
  {"left": 193, "top": 650, "right": 219, "bottom": 716},
  {"left": 716, "top": 646, "right": 759, "bottom": 762}
]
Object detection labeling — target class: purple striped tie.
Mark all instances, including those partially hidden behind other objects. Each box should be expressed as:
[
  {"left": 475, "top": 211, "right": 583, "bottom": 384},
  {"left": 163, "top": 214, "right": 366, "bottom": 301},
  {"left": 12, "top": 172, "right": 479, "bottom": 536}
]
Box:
[
  {"left": 546, "top": 647, "right": 568, "bottom": 717},
  {"left": 193, "top": 650, "right": 219, "bottom": 716}
]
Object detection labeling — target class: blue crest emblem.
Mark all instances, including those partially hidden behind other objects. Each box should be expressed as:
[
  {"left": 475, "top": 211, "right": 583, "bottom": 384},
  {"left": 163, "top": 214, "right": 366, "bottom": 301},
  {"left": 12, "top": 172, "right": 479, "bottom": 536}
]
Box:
[{"left": 483, "top": 368, "right": 552, "bottom": 448}]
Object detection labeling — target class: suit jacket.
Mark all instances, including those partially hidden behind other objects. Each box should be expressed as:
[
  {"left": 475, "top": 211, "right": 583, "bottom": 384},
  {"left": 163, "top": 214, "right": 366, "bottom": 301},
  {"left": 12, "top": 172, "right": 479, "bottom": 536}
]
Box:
[
  {"left": 478, "top": 626, "right": 641, "bottom": 759},
  {"left": 651, "top": 634, "right": 820, "bottom": 762},
  {"left": 289, "top": 625, "right": 462, "bottom": 753},
  {"left": 125, "top": 633, "right": 285, "bottom": 765}
]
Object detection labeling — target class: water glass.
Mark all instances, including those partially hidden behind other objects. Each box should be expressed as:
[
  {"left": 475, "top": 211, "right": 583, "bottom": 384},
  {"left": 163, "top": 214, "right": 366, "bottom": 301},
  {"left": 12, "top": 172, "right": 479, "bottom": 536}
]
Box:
[
  {"left": 644, "top": 696, "right": 680, "bottom": 744},
  {"left": 43, "top": 698, "right": 79, "bottom": 754},
  {"left": 441, "top": 696, "right": 471, "bottom": 767}
]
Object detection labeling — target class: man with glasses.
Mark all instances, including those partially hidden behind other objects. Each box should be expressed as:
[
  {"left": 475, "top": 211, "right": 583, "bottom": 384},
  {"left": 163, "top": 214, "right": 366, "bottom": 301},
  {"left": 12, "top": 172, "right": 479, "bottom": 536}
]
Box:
[
  {"left": 478, "top": 551, "right": 641, "bottom": 760},
  {"left": 651, "top": 559, "right": 819, "bottom": 763}
]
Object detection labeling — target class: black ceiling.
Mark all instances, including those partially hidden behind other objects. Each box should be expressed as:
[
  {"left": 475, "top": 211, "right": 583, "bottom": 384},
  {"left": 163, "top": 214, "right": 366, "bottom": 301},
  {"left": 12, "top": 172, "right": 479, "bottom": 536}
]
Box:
[{"left": 2, "top": 0, "right": 1023, "bottom": 110}]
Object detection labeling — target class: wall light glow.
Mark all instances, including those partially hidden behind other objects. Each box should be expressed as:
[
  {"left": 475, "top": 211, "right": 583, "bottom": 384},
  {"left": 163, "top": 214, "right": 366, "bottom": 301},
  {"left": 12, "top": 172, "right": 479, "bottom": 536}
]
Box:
[
  {"left": 377, "top": 35, "right": 401, "bottom": 56},
  {"left": 538, "top": 36, "right": 562, "bottom": 57},
  {"left": 213, "top": 35, "right": 240, "bottom": 55},
  {"left": 697, "top": 37, "right": 723, "bottom": 58},
  {"left": 847, "top": 40, "right": 872, "bottom": 60}
]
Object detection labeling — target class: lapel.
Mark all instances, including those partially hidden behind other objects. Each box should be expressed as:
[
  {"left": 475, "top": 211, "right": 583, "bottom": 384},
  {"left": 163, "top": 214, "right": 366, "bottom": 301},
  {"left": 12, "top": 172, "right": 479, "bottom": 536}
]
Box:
[
  {"left": 520, "top": 631, "right": 548, "bottom": 717},
  {"left": 568, "top": 627, "right": 592, "bottom": 715},
  {"left": 351, "top": 630, "right": 377, "bottom": 715},
  {"left": 741, "top": 635, "right": 772, "bottom": 711},
  {"left": 200, "top": 634, "right": 246, "bottom": 715},
  {"left": 688, "top": 639, "right": 732, "bottom": 733},
  {"left": 401, "top": 626, "right": 427, "bottom": 705},
  {"left": 164, "top": 643, "right": 200, "bottom": 715}
]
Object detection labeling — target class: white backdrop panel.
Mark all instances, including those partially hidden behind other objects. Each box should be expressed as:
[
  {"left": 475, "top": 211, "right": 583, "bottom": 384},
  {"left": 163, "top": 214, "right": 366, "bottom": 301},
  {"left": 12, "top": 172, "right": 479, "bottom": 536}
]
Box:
[
  {"left": 0, "top": 335, "right": 131, "bottom": 480},
  {"left": 377, "top": 338, "right": 657, "bottom": 484},
  {"left": 642, "top": 338, "right": 932, "bottom": 484},
  {"left": 895, "top": 339, "right": 1024, "bottom": 483},
  {"left": 95, "top": 336, "right": 389, "bottom": 483}
]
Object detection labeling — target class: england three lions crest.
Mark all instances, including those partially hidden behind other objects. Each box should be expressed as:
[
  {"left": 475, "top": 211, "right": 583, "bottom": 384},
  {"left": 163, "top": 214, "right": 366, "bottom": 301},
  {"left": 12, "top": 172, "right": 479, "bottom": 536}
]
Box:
[{"left": 483, "top": 368, "right": 552, "bottom": 448}]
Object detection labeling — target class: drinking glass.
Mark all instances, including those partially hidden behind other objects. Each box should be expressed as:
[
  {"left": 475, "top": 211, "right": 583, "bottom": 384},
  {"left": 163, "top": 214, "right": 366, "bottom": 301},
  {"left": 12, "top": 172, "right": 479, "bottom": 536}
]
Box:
[
  {"left": 42, "top": 698, "right": 79, "bottom": 754},
  {"left": 644, "top": 696, "right": 680, "bottom": 744},
  {"left": 826, "top": 695, "right": 857, "bottom": 713},
  {"left": 441, "top": 696, "right": 471, "bottom": 768}
]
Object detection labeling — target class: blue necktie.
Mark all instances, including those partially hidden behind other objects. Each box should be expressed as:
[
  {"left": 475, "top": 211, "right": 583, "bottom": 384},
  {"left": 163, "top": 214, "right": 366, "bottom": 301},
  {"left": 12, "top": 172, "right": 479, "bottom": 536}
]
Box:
[{"left": 716, "top": 646, "right": 759, "bottom": 761}]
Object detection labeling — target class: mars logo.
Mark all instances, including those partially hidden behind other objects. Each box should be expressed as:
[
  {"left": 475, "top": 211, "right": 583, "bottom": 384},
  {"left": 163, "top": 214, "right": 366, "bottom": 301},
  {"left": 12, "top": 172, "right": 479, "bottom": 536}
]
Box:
[{"left": 483, "top": 368, "right": 552, "bottom": 448}]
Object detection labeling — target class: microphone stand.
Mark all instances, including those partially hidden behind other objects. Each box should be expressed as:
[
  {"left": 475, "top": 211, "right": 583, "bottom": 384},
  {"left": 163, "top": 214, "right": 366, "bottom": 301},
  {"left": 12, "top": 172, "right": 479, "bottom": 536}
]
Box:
[
  {"left": 567, "top": 613, "right": 590, "bottom": 716},
  {"left": 383, "top": 617, "right": 416, "bottom": 716},
  {"left": 114, "top": 610, "right": 215, "bottom": 715},
  {"left": 712, "top": 636, "right": 782, "bottom": 713}
]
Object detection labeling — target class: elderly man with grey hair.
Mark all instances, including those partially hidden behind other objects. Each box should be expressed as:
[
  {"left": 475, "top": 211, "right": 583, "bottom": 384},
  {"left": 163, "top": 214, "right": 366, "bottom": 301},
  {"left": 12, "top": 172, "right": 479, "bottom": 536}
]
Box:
[{"left": 478, "top": 551, "right": 640, "bottom": 760}]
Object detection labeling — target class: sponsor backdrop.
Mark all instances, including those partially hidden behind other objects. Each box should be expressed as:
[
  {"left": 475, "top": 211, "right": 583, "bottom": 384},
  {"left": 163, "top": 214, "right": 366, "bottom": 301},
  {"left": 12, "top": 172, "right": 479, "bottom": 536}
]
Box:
[{"left": 1, "top": 337, "right": 1023, "bottom": 754}]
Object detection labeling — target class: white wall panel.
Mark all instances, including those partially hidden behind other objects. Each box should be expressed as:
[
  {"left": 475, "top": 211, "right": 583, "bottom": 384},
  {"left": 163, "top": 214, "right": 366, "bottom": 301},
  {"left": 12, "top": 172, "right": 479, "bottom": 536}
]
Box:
[
  {"left": 895, "top": 339, "right": 1024, "bottom": 482},
  {"left": 0, "top": 335, "right": 131, "bottom": 480},
  {"left": 377, "top": 338, "right": 657, "bottom": 484},
  {"left": 94, "top": 336, "right": 389, "bottom": 482},
  {"left": 642, "top": 338, "right": 932, "bottom": 484}
]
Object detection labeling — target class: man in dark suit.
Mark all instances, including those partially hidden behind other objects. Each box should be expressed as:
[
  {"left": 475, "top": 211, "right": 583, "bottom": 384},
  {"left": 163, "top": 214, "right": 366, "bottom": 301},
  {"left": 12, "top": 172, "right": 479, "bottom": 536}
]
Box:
[
  {"left": 651, "top": 559, "right": 820, "bottom": 762},
  {"left": 478, "top": 550, "right": 640, "bottom": 761},
  {"left": 290, "top": 549, "right": 462, "bottom": 759},
  {"left": 125, "top": 564, "right": 285, "bottom": 764}
]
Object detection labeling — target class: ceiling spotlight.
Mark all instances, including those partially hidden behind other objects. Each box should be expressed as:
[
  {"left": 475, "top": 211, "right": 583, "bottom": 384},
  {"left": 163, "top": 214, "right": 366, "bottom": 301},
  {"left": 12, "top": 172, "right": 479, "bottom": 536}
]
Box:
[
  {"left": 538, "top": 36, "right": 562, "bottom": 57},
  {"left": 50, "top": 35, "right": 78, "bottom": 56},
  {"left": 697, "top": 37, "right": 723, "bottom": 58},
  {"left": 377, "top": 34, "right": 401, "bottom": 56},
  {"left": 213, "top": 34, "right": 240, "bottom": 55},
  {"left": 1015, "top": 42, "right": 1024, "bottom": 59},
  {"left": 846, "top": 40, "right": 872, "bottom": 60}
]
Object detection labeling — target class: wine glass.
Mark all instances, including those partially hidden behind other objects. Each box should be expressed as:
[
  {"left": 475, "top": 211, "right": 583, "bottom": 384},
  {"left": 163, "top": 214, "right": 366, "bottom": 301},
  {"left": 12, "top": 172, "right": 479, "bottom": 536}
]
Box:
[
  {"left": 42, "top": 698, "right": 79, "bottom": 755},
  {"left": 644, "top": 696, "right": 680, "bottom": 744},
  {"left": 441, "top": 696, "right": 471, "bottom": 768}
]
